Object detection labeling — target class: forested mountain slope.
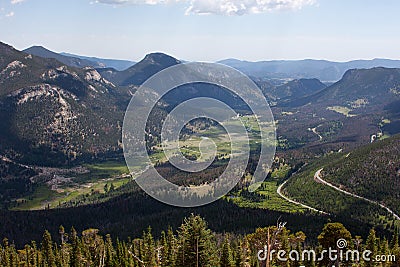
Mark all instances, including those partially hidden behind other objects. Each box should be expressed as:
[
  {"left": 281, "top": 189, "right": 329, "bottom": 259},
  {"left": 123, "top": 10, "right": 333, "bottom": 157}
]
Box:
[
  {"left": 0, "top": 42, "right": 125, "bottom": 166},
  {"left": 322, "top": 134, "right": 400, "bottom": 214}
]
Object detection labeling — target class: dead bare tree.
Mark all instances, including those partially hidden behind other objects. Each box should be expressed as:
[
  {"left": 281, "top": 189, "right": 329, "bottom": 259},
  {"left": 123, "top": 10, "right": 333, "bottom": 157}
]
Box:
[{"left": 128, "top": 245, "right": 145, "bottom": 267}]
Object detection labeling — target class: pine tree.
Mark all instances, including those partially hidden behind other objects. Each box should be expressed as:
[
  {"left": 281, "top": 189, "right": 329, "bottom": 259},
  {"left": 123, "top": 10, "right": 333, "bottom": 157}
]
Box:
[
  {"left": 390, "top": 228, "right": 400, "bottom": 267},
  {"left": 220, "top": 235, "right": 235, "bottom": 267},
  {"left": 31, "top": 241, "right": 40, "bottom": 267},
  {"left": 235, "top": 238, "right": 251, "bottom": 267},
  {"left": 57, "top": 225, "right": 69, "bottom": 267},
  {"left": 70, "top": 227, "right": 82, "bottom": 267},
  {"left": 81, "top": 228, "right": 104, "bottom": 266},
  {"left": 42, "top": 230, "right": 56, "bottom": 267},
  {"left": 163, "top": 226, "right": 177, "bottom": 267},
  {"left": 8, "top": 244, "right": 18, "bottom": 267},
  {"left": 390, "top": 228, "right": 399, "bottom": 251},
  {"left": 105, "top": 234, "right": 115, "bottom": 267},
  {"left": 279, "top": 230, "right": 290, "bottom": 267},
  {"left": 142, "top": 227, "right": 156, "bottom": 266},
  {"left": 176, "top": 214, "right": 218, "bottom": 267},
  {"left": 109, "top": 183, "right": 115, "bottom": 192},
  {"left": 1, "top": 238, "right": 11, "bottom": 267},
  {"left": 380, "top": 237, "right": 390, "bottom": 267},
  {"left": 160, "top": 231, "right": 168, "bottom": 267},
  {"left": 365, "top": 228, "right": 378, "bottom": 267},
  {"left": 24, "top": 244, "right": 31, "bottom": 267},
  {"left": 318, "top": 222, "right": 352, "bottom": 267}
]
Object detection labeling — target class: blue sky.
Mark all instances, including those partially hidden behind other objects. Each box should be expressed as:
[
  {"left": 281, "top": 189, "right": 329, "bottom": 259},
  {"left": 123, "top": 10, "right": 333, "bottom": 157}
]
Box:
[{"left": 0, "top": 0, "right": 399, "bottom": 62}]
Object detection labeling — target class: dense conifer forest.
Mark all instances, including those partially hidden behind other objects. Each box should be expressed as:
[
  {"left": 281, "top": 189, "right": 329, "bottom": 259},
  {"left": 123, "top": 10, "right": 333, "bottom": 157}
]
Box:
[{"left": 1, "top": 214, "right": 399, "bottom": 267}]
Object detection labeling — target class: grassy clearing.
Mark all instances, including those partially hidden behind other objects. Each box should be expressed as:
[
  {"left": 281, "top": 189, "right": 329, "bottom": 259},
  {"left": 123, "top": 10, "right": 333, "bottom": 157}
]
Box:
[
  {"left": 13, "top": 161, "right": 131, "bottom": 211},
  {"left": 153, "top": 115, "right": 275, "bottom": 165},
  {"left": 14, "top": 186, "right": 60, "bottom": 210},
  {"left": 327, "top": 106, "right": 356, "bottom": 117}
]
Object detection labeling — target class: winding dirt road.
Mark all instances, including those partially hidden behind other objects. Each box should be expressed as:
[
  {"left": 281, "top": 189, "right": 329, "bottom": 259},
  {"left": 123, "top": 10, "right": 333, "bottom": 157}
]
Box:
[
  {"left": 277, "top": 179, "right": 329, "bottom": 215},
  {"left": 314, "top": 168, "right": 400, "bottom": 221}
]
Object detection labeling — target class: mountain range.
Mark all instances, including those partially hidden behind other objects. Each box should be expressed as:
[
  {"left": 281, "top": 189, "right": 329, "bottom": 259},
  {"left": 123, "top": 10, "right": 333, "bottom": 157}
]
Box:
[
  {"left": 23, "top": 44, "right": 400, "bottom": 82},
  {"left": 60, "top": 52, "right": 135, "bottom": 71},
  {"left": 219, "top": 58, "right": 400, "bottom": 81},
  {"left": 274, "top": 66, "right": 400, "bottom": 152},
  {"left": 2, "top": 41, "right": 400, "bottom": 166},
  {"left": 24, "top": 46, "right": 135, "bottom": 71},
  {"left": 255, "top": 78, "right": 327, "bottom": 103}
]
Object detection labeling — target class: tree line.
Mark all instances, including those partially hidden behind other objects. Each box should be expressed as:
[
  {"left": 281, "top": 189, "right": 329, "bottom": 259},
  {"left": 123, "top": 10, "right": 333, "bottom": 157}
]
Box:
[{"left": 1, "top": 214, "right": 399, "bottom": 267}]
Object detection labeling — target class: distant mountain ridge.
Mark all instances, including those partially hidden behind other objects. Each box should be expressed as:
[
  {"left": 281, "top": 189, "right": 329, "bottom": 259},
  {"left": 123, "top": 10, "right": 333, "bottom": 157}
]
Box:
[
  {"left": 24, "top": 46, "right": 135, "bottom": 71},
  {"left": 283, "top": 67, "right": 400, "bottom": 110},
  {"left": 98, "top": 52, "right": 181, "bottom": 86},
  {"left": 274, "top": 67, "right": 400, "bottom": 154},
  {"left": 23, "top": 46, "right": 103, "bottom": 69},
  {"left": 219, "top": 58, "right": 400, "bottom": 81},
  {"left": 273, "top": 78, "right": 327, "bottom": 101},
  {"left": 24, "top": 45, "right": 400, "bottom": 83},
  {"left": 60, "top": 52, "right": 135, "bottom": 71}
]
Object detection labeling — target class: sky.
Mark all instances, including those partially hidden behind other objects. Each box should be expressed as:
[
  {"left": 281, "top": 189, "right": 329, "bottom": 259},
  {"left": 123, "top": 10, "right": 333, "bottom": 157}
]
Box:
[{"left": 0, "top": 0, "right": 399, "bottom": 62}]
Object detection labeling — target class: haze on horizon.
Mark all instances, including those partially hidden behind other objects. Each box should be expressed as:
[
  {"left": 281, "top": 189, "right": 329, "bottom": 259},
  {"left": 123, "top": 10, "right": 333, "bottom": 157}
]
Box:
[{"left": 0, "top": 0, "right": 399, "bottom": 62}]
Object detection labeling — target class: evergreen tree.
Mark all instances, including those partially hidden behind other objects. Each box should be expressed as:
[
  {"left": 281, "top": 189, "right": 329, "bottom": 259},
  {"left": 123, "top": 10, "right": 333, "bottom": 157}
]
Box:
[
  {"left": 390, "top": 228, "right": 400, "bottom": 267},
  {"left": 365, "top": 228, "right": 378, "bottom": 267},
  {"left": 70, "top": 227, "right": 82, "bottom": 267},
  {"left": 1, "top": 238, "right": 11, "bottom": 267},
  {"left": 318, "top": 222, "right": 352, "bottom": 267},
  {"left": 220, "top": 235, "right": 235, "bottom": 267},
  {"left": 235, "top": 238, "right": 251, "bottom": 267},
  {"left": 58, "top": 225, "right": 69, "bottom": 267},
  {"left": 31, "top": 241, "right": 40, "bottom": 267},
  {"left": 390, "top": 228, "right": 399, "bottom": 251},
  {"left": 279, "top": 230, "right": 290, "bottom": 267},
  {"left": 105, "top": 234, "right": 115, "bottom": 267},
  {"left": 176, "top": 214, "right": 218, "bottom": 267},
  {"left": 81, "top": 228, "right": 104, "bottom": 266},
  {"left": 163, "top": 226, "right": 177, "bottom": 267},
  {"left": 318, "top": 223, "right": 352, "bottom": 248},
  {"left": 8, "top": 244, "right": 18, "bottom": 267},
  {"left": 160, "top": 231, "right": 168, "bottom": 267},
  {"left": 380, "top": 237, "right": 390, "bottom": 267},
  {"left": 142, "top": 227, "right": 156, "bottom": 266},
  {"left": 24, "top": 244, "right": 31, "bottom": 267},
  {"left": 42, "top": 230, "right": 56, "bottom": 267}
]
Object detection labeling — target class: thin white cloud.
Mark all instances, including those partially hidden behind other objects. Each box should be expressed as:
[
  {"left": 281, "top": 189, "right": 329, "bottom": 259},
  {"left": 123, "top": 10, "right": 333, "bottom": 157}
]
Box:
[
  {"left": 94, "top": 0, "right": 179, "bottom": 4},
  {"left": 186, "top": 0, "right": 316, "bottom": 15},
  {"left": 11, "top": 0, "right": 26, "bottom": 4},
  {"left": 5, "top": 11, "right": 14, "bottom": 17},
  {"left": 95, "top": 0, "right": 316, "bottom": 15}
]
